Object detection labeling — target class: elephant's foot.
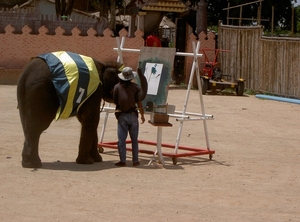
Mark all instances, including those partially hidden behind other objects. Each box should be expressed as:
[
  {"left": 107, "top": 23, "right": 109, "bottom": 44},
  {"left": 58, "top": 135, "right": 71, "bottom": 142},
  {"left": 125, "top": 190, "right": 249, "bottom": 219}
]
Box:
[
  {"left": 22, "top": 155, "right": 42, "bottom": 168},
  {"left": 91, "top": 149, "right": 102, "bottom": 162},
  {"left": 92, "top": 153, "right": 102, "bottom": 162},
  {"left": 76, "top": 156, "right": 95, "bottom": 164}
]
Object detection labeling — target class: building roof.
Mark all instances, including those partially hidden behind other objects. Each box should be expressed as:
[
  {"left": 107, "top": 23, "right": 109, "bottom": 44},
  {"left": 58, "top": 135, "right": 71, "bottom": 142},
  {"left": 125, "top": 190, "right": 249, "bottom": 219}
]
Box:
[
  {"left": 160, "top": 16, "right": 175, "bottom": 28},
  {"left": 142, "top": 0, "right": 187, "bottom": 13}
]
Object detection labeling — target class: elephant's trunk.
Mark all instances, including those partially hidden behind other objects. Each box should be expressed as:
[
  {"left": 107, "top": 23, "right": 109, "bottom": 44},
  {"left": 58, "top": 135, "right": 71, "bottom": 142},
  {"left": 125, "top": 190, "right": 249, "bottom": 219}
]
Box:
[{"left": 137, "top": 67, "right": 148, "bottom": 101}]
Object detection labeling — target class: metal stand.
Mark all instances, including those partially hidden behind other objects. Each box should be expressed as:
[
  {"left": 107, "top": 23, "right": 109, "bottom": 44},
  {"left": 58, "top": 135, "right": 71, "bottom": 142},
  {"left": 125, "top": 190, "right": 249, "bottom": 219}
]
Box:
[{"left": 98, "top": 37, "right": 215, "bottom": 166}]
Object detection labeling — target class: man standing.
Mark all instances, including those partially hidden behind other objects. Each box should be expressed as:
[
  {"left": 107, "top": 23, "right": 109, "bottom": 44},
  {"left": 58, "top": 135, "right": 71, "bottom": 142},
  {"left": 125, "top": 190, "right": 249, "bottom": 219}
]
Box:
[{"left": 113, "top": 67, "right": 145, "bottom": 167}]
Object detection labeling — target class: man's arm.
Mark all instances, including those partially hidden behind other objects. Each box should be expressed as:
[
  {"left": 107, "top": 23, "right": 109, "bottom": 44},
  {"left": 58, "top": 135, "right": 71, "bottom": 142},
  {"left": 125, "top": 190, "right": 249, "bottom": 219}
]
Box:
[{"left": 137, "top": 101, "right": 145, "bottom": 124}]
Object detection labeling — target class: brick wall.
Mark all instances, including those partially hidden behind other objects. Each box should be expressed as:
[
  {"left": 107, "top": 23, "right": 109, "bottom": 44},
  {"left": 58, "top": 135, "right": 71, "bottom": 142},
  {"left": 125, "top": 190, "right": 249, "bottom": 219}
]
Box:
[
  {"left": 0, "top": 68, "right": 21, "bottom": 85},
  {"left": 0, "top": 24, "right": 144, "bottom": 84},
  {"left": 0, "top": 23, "right": 215, "bottom": 85},
  {"left": 0, "top": 24, "right": 145, "bottom": 68}
]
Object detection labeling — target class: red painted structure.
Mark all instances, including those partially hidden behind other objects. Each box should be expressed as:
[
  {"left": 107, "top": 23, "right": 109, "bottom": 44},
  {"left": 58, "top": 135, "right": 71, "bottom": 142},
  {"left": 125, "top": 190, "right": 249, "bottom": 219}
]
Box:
[
  {"left": 145, "top": 35, "right": 162, "bottom": 47},
  {"left": 98, "top": 140, "right": 215, "bottom": 165}
]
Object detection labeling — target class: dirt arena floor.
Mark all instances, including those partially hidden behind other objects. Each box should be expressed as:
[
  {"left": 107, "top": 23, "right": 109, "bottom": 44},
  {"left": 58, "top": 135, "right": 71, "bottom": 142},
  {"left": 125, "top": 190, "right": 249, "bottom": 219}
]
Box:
[{"left": 0, "top": 85, "right": 299, "bottom": 222}]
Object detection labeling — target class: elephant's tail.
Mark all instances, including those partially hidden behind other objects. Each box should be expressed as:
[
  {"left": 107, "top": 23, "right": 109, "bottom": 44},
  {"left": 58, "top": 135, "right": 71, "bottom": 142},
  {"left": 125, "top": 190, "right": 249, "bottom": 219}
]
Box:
[
  {"left": 17, "top": 71, "right": 27, "bottom": 130},
  {"left": 16, "top": 57, "right": 35, "bottom": 113},
  {"left": 16, "top": 58, "right": 45, "bottom": 128}
]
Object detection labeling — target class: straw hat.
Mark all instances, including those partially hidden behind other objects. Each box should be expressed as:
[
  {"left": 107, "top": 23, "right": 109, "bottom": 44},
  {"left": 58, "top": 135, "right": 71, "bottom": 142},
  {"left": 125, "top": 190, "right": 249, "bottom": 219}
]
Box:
[{"left": 118, "top": 67, "right": 137, "bottom": 81}]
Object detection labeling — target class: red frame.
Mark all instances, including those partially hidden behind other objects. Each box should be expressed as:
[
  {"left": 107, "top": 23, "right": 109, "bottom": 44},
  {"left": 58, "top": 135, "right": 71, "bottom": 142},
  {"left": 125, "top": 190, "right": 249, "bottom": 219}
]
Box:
[
  {"left": 201, "top": 48, "right": 230, "bottom": 78},
  {"left": 99, "top": 140, "right": 215, "bottom": 161}
]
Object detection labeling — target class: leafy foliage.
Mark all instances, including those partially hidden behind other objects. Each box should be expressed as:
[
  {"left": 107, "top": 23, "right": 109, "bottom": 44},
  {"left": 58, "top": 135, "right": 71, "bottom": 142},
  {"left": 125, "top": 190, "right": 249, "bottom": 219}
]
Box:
[{"left": 182, "top": 0, "right": 298, "bottom": 32}]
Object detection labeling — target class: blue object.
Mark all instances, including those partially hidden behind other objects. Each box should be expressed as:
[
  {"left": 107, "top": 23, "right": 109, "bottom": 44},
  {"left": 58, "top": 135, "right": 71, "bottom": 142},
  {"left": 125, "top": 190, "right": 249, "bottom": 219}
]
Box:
[{"left": 255, "top": 94, "right": 300, "bottom": 105}]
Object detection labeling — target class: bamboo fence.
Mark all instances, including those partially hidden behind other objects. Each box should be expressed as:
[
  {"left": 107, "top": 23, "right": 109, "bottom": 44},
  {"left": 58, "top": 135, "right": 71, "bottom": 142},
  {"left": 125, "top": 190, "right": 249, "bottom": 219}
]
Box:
[{"left": 218, "top": 24, "right": 300, "bottom": 98}]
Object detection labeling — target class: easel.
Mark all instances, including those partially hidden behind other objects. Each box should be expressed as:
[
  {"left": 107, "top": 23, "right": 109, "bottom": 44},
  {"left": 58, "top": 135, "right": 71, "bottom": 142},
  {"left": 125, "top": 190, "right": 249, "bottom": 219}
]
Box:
[{"left": 98, "top": 37, "right": 215, "bottom": 165}]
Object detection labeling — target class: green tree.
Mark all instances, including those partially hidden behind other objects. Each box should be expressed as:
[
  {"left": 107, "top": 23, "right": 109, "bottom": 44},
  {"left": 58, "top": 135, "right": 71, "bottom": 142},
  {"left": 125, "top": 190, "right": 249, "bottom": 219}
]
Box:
[
  {"left": 260, "top": 0, "right": 293, "bottom": 30},
  {"left": 183, "top": 0, "right": 296, "bottom": 28},
  {"left": 206, "top": 0, "right": 228, "bottom": 26},
  {"left": 84, "top": 0, "right": 299, "bottom": 34}
]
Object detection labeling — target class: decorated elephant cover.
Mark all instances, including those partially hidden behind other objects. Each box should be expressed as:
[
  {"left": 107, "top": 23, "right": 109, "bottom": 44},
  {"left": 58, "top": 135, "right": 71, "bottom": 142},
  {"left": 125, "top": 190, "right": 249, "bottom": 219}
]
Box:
[{"left": 38, "top": 51, "right": 101, "bottom": 120}]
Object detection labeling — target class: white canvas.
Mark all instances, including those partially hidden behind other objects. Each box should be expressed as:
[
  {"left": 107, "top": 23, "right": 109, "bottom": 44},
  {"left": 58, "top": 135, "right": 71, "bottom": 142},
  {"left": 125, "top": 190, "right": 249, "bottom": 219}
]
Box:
[{"left": 144, "top": 63, "right": 163, "bottom": 95}]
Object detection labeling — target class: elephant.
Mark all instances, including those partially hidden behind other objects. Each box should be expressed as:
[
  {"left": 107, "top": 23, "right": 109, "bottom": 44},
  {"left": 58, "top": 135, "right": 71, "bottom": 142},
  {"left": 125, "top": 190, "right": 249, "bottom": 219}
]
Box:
[{"left": 17, "top": 51, "right": 148, "bottom": 168}]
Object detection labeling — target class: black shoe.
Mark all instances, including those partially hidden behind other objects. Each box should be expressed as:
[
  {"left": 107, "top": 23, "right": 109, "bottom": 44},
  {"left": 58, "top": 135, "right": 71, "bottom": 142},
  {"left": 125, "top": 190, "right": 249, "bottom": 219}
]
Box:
[
  {"left": 133, "top": 162, "right": 140, "bottom": 167},
  {"left": 115, "top": 161, "right": 126, "bottom": 167}
]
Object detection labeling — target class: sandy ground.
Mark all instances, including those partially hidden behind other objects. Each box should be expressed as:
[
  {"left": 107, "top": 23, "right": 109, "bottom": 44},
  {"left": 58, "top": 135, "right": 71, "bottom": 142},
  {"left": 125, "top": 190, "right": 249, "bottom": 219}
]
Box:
[{"left": 0, "top": 85, "right": 299, "bottom": 222}]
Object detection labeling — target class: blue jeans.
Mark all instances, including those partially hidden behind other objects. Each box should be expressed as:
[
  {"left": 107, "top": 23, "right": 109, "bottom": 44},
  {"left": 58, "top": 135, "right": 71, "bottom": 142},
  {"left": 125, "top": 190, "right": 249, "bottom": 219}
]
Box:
[{"left": 117, "top": 112, "right": 139, "bottom": 163}]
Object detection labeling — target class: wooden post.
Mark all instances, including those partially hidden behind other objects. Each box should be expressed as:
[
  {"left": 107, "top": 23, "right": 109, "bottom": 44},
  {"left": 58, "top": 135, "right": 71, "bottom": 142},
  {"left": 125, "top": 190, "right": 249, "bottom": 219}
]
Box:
[
  {"left": 239, "top": 6, "right": 242, "bottom": 26},
  {"left": 257, "top": 0, "right": 262, "bottom": 25},
  {"left": 227, "top": 2, "right": 230, "bottom": 25},
  {"left": 271, "top": 6, "right": 274, "bottom": 36},
  {"left": 292, "top": 3, "right": 294, "bottom": 36},
  {"left": 128, "top": 15, "right": 136, "bottom": 38}
]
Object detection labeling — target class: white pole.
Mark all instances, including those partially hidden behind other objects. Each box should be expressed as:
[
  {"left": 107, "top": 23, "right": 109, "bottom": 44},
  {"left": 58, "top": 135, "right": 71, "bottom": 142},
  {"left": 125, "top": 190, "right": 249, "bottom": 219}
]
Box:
[
  {"left": 99, "top": 103, "right": 111, "bottom": 143},
  {"left": 174, "top": 41, "right": 201, "bottom": 154},
  {"left": 156, "top": 127, "right": 165, "bottom": 164},
  {"left": 113, "top": 48, "right": 202, "bottom": 57},
  {"left": 194, "top": 43, "right": 211, "bottom": 150},
  {"left": 116, "top": 37, "right": 125, "bottom": 64}
]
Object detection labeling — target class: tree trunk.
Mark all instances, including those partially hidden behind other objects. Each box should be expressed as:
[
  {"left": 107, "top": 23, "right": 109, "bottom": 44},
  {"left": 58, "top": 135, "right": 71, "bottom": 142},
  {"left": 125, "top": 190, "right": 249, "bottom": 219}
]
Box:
[
  {"left": 55, "top": 0, "right": 75, "bottom": 20},
  {"left": 99, "top": 0, "right": 108, "bottom": 19},
  {"left": 109, "top": 0, "right": 116, "bottom": 35}
]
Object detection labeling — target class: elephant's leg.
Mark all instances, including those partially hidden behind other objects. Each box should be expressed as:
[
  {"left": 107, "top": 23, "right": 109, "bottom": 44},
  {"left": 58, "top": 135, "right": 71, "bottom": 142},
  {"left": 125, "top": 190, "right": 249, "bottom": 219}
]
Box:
[
  {"left": 21, "top": 103, "right": 56, "bottom": 168},
  {"left": 76, "top": 120, "right": 102, "bottom": 164},
  {"left": 76, "top": 124, "right": 102, "bottom": 164},
  {"left": 19, "top": 80, "right": 58, "bottom": 168},
  {"left": 22, "top": 129, "right": 42, "bottom": 168},
  {"left": 76, "top": 90, "right": 102, "bottom": 164},
  {"left": 21, "top": 118, "right": 53, "bottom": 168},
  {"left": 90, "top": 132, "right": 102, "bottom": 162}
]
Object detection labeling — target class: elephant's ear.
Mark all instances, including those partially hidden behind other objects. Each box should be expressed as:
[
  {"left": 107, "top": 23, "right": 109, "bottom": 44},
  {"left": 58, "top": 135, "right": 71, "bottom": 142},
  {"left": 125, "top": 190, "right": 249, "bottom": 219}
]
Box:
[
  {"left": 137, "top": 67, "right": 148, "bottom": 101},
  {"left": 101, "top": 67, "right": 120, "bottom": 103}
]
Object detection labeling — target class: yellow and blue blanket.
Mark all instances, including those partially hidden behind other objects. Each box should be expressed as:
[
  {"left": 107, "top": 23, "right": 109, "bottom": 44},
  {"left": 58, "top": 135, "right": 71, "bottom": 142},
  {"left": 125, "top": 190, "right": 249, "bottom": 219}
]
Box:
[{"left": 38, "top": 51, "right": 101, "bottom": 120}]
